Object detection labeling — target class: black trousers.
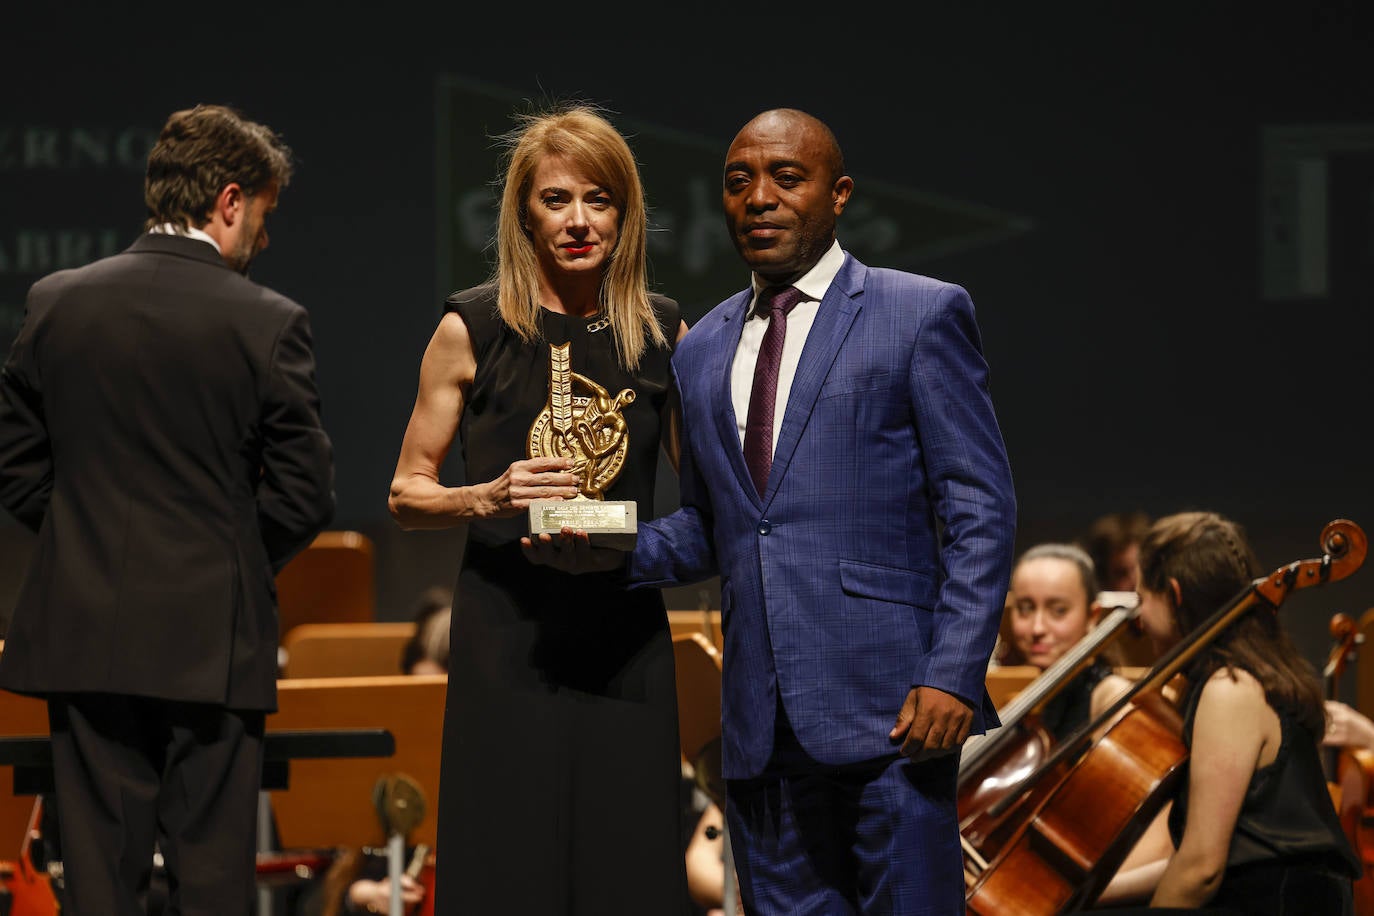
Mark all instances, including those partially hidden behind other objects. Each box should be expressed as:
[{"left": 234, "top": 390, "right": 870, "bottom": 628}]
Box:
[{"left": 47, "top": 693, "right": 265, "bottom": 916}]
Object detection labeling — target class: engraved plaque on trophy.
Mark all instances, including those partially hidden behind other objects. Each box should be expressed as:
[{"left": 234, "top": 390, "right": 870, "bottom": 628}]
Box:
[{"left": 527, "top": 341, "right": 639, "bottom": 550}]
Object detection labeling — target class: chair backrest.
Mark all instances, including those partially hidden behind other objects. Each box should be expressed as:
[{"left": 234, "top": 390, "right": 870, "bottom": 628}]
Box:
[
  {"left": 281, "top": 622, "right": 417, "bottom": 678},
  {"left": 0, "top": 677, "right": 447, "bottom": 853},
  {"left": 267, "top": 674, "right": 447, "bottom": 850},
  {"left": 275, "top": 531, "right": 377, "bottom": 641},
  {"left": 0, "top": 688, "right": 48, "bottom": 858},
  {"left": 667, "top": 609, "right": 723, "bottom": 653},
  {"left": 673, "top": 632, "right": 722, "bottom": 766},
  {"left": 984, "top": 665, "right": 1041, "bottom": 709}
]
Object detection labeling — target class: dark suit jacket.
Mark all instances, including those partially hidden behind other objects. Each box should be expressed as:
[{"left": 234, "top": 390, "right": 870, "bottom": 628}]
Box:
[
  {"left": 0, "top": 233, "right": 334, "bottom": 711},
  {"left": 631, "top": 252, "right": 1016, "bottom": 779}
]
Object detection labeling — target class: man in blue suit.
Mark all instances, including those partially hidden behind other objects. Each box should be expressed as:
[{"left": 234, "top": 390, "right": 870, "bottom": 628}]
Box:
[{"left": 527, "top": 108, "right": 1015, "bottom": 914}]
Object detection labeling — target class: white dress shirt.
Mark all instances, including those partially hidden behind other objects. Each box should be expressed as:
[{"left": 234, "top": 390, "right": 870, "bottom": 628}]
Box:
[
  {"left": 731, "top": 239, "right": 846, "bottom": 456},
  {"left": 148, "top": 222, "right": 221, "bottom": 253}
]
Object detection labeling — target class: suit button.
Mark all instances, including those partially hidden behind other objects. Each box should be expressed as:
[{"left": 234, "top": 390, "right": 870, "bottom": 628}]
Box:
[{"left": 757, "top": 520, "right": 771, "bottom": 535}]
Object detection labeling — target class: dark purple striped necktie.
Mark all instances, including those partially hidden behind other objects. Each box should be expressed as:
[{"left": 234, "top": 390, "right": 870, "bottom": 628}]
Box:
[{"left": 743, "top": 285, "right": 804, "bottom": 496}]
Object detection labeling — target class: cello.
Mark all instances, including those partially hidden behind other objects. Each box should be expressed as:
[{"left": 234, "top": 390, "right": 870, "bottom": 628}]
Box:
[
  {"left": 959, "top": 594, "right": 1141, "bottom": 873},
  {"left": 1324, "top": 612, "right": 1374, "bottom": 915},
  {"left": 965, "top": 518, "right": 1367, "bottom": 915}
]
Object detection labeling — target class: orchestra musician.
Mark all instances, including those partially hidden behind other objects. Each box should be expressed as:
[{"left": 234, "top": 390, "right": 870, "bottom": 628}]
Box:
[
  {"left": 1005, "top": 543, "right": 1133, "bottom": 739},
  {"left": 978, "top": 542, "right": 1161, "bottom": 895},
  {"left": 1094, "top": 511, "right": 1360, "bottom": 913}
]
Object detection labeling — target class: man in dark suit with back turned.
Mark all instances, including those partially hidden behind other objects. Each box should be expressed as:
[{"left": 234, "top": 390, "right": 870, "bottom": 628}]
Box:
[{"left": 0, "top": 103, "right": 334, "bottom": 914}]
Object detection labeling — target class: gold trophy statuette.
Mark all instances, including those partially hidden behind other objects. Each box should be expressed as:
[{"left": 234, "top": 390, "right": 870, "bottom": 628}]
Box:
[{"left": 527, "top": 342, "right": 638, "bottom": 549}]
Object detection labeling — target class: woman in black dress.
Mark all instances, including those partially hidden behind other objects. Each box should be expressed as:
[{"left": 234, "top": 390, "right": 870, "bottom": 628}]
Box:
[
  {"left": 388, "top": 103, "right": 689, "bottom": 915},
  {"left": 1095, "top": 512, "right": 1360, "bottom": 912}
]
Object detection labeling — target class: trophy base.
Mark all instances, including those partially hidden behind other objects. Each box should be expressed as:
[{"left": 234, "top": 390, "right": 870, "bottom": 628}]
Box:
[{"left": 529, "top": 498, "right": 638, "bottom": 550}]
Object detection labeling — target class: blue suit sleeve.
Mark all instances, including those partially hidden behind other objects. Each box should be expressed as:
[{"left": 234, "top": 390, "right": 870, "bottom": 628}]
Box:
[
  {"left": 629, "top": 364, "right": 719, "bottom": 588},
  {"left": 908, "top": 283, "right": 1017, "bottom": 707}
]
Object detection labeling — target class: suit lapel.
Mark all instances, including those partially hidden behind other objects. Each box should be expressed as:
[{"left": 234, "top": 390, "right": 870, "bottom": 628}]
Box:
[
  {"left": 764, "top": 259, "right": 864, "bottom": 503},
  {"left": 707, "top": 290, "right": 760, "bottom": 503}
]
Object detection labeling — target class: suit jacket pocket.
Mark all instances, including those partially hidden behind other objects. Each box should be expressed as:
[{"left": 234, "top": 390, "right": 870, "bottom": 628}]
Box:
[
  {"left": 838, "top": 558, "right": 936, "bottom": 607},
  {"left": 818, "top": 370, "right": 896, "bottom": 401},
  {"left": 838, "top": 558, "right": 937, "bottom": 658}
]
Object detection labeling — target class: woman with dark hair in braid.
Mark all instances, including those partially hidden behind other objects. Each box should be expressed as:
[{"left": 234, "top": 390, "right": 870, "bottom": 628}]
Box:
[{"left": 1095, "top": 511, "right": 1360, "bottom": 913}]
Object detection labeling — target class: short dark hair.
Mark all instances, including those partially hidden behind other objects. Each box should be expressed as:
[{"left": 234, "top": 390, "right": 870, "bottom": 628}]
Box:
[
  {"left": 144, "top": 104, "right": 293, "bottom": 230},
  {"left": 1079, "top": 510, "right": 1152, "bottom": 575}
]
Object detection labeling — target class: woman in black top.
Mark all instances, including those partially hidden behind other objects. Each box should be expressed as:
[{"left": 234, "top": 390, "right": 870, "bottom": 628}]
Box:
[
  {"left": 388, "top": 103, "right": 690, "bottom": 915},
  {"left": 1097, "top": 511, "right": 1359, "bottom": 914},
  {"left": 1007, "top": 542, "right": 1128, "bottom": 739}
]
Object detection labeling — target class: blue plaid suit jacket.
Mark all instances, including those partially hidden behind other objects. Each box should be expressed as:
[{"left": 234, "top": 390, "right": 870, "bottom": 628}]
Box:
[{"left": 631, "top": 252, "right": 1016, "bottom": 780}]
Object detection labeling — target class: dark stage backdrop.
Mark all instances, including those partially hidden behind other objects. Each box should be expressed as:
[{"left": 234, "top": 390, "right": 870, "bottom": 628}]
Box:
[{"left": 2, "top": 7, "right": 1371, "bottom": 681}]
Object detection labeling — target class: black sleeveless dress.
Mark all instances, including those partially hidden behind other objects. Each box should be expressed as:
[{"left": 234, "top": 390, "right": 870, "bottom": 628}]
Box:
[
  {"left": 1089, "top": 681, "right": 1360, "bottom": 915},
  {"left": 1164, "top": 688, "right": 1359, "bottom": 914},
  {"left": 432, "top": 286, "right": 688, "bottom": 915},
  {"left": 1039, "top": 658, "right": 1113, "bottom": 742}
]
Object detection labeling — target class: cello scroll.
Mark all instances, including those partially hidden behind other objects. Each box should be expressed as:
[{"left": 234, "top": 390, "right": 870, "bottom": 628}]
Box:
[{"left": 1256, "top": 518, "right": 1366, "bottom": 606}]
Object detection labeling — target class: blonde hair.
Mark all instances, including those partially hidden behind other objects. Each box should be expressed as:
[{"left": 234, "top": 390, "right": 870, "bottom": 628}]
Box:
[{"left": 489, "top": 102, "right": 664, "bottom": 371}]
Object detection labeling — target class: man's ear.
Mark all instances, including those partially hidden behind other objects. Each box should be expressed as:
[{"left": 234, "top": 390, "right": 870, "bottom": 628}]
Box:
[
  {"left": 832, "top": 175, "right": 853, "bottom": 215},
  {"left": 215, "top": 182, "right": 245, "bottom": 226},
  {"left": 1169, "top": 577, "right": 1183, "bottom": 609}
]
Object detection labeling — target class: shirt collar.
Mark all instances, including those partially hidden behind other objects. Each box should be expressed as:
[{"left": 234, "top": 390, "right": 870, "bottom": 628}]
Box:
[
  {"left": 148, "top": 222, "right": 221, "bottom": 254},
  {"left": 750, "top": 238, "right": 844, "bottom": 305}
]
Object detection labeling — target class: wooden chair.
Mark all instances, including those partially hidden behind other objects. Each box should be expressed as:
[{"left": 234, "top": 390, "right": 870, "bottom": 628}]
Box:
[
  {"left": 280, "top": 622, "right": 417, "bottom": 678},
  {"left": 984, "top": 665, "right": 1040, "bottom": 709},
  {"left": 667, "top": 609, "right": 724, "bottom": 654},
  {"left": 0, "top": 677, "right": 445, "bottom": 858},
  {"left": 673, "top": 632, "right": 722, "bottom": 768},
  {"left": 267, "top": 675, "right": 447, "bottom": 850},
  {"left": 275, "top": 531, "right": 377, "bottom": 642},
  {"left": 0, "top": 688, "right": 48, "bottom": 858},
  {"left": 672, "top": 633, "right": 741, "bottom": 911}
]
